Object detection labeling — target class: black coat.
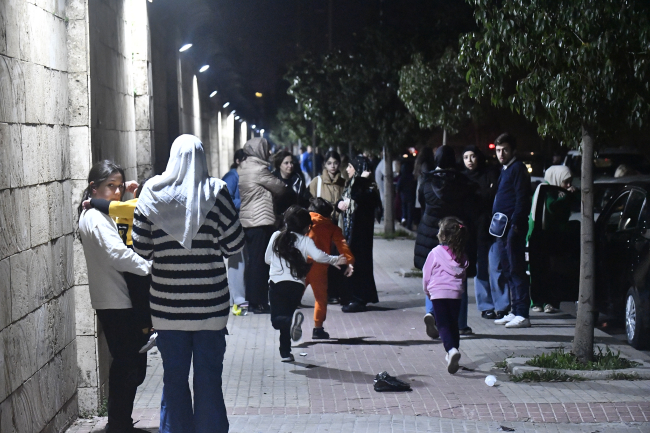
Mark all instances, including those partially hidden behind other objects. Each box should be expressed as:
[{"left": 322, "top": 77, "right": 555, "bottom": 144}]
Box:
[
  {"left": 272, "top": 170, "right": 312, "bottom": 215},
  {"left": 414, "top": 169, "right": 478, "bottom": 270},
  {"left": 342, "top": 177, "right": 382, "bottom": 304},
  {"left": 464, "top": 164, "right": 500, "bottom": 245}
]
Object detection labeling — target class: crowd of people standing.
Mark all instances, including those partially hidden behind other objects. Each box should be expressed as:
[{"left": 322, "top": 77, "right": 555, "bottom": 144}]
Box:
[{"left": 76, "top": 130, "right": 573, "bottom": 431}]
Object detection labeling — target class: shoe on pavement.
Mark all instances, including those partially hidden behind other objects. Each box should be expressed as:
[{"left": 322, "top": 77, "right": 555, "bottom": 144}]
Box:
[
  {"left": 138, "top": 332, "right": 157, "bottom": 354},
  {"left": 544, "top": 304, "right": 559, "bottom": 313},
  {"left": 424, "top": 313, "right": 439, "bottom": 339},
  {"left": 494, "top": 313, "right": 516, "bottom": 325},
  {"left": 291, "top": 311, "right": 304, "bottom": 341},
  {"left": 327, "top": 297, "right": 340, "bottom": 305},
  {"left": 232, "top": 304, "right": 243, "bottom": 316},
  {"left": 251, "top": 304, "right": 270, "bottom": 314},
  {"left": 341, "top": 302, "right": 367, "bottom": 313},
  {"left": 494, "top": 310, "right": 509, "bottom": 320},
  {"left": 505, "top": 316, "right": 532, "bottom": 328},
  {"left": 280, "top": 350, "right": 294, "bottom": 362},
  {"left": 459, "top": 327, "right": 473, "bottom": 336},
  {"left": 481, "top": 310, "right": 496, "bottom": 319},
  {"left": 531, "top": 305, "right": 544, "bottom": 313},
  {"left": 312, "top": 327, "right": 330, "bottom": 339},
  {"left": 446, "top": 348, "right": 461, "bottom": 374}
]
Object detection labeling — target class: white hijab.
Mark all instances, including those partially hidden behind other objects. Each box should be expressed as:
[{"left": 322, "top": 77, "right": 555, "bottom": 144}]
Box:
[
  {"left": 544, "top": 165, "right": 572, "bottom": 187},
  {"left": 136, "top": 134, "right": 219, "bottom": 250}
]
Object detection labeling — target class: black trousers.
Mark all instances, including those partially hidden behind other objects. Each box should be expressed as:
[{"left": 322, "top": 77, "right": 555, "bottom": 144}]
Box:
[
  {"left": 430, "top": 298, "right": 461, "bottom": 352},
  {"left": 269, "top": 280, "right": 304, "bottom": 353},
  {"left": 123, "top": 272, "right": 152, "bottom": 331},
  {"left": 96, "top": 309, "right": 148, "bottom": 430},
  {"left": 244, "top": 225, "right": 274, "bottom": 307}
]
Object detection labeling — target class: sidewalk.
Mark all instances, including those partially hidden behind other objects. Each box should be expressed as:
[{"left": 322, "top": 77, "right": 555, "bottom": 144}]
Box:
[{"left": 67, "top": 237, "right": 650, "bottom": 433}]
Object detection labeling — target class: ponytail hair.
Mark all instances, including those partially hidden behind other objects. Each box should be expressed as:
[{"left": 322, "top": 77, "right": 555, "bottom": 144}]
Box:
[
  {"left": 77, "top": 160, "right": 125, "bottom": 219},
  {"left": 437, "top": 216, "right": 468, "bottom": 264},
  {"left": 272, "top": 205, "right": 313, "bottom": 280}
]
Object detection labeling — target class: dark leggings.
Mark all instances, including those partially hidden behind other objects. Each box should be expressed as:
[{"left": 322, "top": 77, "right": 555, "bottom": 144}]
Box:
[
  {"left": 431, "top": 298, "right": 462, "bottom": 352},
  {"left": 244, "top": 225, "right": 274, "bottom": 307},
  {"left": 269, "top": 280, "right": 305, "bottom": 353}
]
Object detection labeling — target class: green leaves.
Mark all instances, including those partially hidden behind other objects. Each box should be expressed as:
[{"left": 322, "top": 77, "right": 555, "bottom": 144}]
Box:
[{"left": 460, "top": 0, "right": 650, "bottom": 147}]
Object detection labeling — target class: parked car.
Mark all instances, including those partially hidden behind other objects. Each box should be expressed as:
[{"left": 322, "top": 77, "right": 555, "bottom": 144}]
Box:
[
  {"left": 529, "top": 179, "right": 650, "bottom": 348},
  {"left": 564, "top": 148, "right": 650, "bottom": 188}
]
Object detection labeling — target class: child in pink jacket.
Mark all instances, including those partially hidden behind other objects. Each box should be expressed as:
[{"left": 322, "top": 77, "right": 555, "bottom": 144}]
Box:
[{"left": 422, "top": 216, "right": 469, "bottom": 374}]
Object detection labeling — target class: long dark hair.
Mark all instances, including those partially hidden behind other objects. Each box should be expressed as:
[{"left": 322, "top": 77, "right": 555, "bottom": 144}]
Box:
[
  {"left": 308, "top": 197, "right": 334, "bottom": 217},
  {"left": 437, "top": 216, "right": 469, "bottom": 265},
  {"left": 324, "top": 150, "right": 341, "bottom": 163},
  {"left": 414, "top": 146, "right": 435, "bottom": 177},
  {"left": 273, "top": 150, "right": 294, "bottom": 170},
  {"left": 272, "top": 205, "right": 313, "bottom": 280},
  {"left": 77, "top": 160, "right": 125, "bottom": 219}
]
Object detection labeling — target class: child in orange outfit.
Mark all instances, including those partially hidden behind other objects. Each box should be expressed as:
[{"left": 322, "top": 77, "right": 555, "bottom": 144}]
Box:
[{"left": 306, "top": 198, "right": 355, "bottom": 339}]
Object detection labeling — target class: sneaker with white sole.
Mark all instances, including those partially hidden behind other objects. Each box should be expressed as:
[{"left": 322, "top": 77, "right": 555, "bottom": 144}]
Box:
[
  {"left": 424, "top": 313, "right": 439, "bottom": 339},
  {"left": 494, "top": 313, "right": 516, "bottom": 325},
  {"left": 543, "top": 304, "right": 559, "bottom": 314},
  {"left": 446, "top": 348, "right": 461, "bottom": 374},
  {"left": 505, "top": 316, "right": 531, "bottom": 328},
  {"left": 290, "top": 311, "right": 304, "bottom": 341},
  {"left": 138, "top": 332, "right": 158, "bottom": 353}
]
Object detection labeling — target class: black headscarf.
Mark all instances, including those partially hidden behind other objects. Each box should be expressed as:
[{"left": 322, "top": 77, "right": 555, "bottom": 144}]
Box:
[
  {"left": 351, "top": 155, "right": 371, "bottom": 175},
  {"left": 434, "top": 146, "right": 456, "bottom": 170},
  {"left": 462, "top": 145, "right": 486, "bottom": 182}
]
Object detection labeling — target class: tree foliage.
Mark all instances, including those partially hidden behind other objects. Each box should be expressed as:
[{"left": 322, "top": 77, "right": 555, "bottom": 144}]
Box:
[
  {"left": 284, "top": 30, "right": 420, "bottom": 153},
  {"left": 399, "top": 49, "right": 478, "bottom": 134},
  {"left": 459, "top": 0, "right": 650, "bottom": 146}
]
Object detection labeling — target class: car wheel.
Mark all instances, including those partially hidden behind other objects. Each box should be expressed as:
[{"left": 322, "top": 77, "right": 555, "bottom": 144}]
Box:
[{"left": 625, "top": 287, "right": 650, "bottom": 349}]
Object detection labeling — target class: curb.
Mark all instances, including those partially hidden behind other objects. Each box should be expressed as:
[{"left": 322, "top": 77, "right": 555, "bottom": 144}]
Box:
[{"left": 505, "top": 357, "right": 650, "bottom": 380}]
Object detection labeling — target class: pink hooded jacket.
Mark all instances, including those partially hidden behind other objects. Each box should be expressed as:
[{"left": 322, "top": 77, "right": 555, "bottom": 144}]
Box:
[{"left": 422, "top": 245, "right": 468, "bottom": 300}]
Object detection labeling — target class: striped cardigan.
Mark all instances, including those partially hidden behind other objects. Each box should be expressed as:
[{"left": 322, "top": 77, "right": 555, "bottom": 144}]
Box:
[{"left": 132, "top": 185, "right": 245, "bottom": 331}]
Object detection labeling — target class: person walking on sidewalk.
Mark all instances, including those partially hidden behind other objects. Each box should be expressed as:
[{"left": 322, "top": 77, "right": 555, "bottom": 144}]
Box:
[
  {"left": 78, "top": 161, "right": 153, "bottom": 433},
  {"left": 422, "top": 217, "right": 469, "bottom": 374},
  {"left": 491, "top": 133, "right": 533, "bottom": 328},
  {"left": 415, "top": 146, "right": 477, "bottom": 335},
  {"left": 132, "top": 135, "right": 245, "bottom": 433},
  {"left": 265, "top": 205, "right": 348, "bottom": 362},
  {"left": 306, "top": 198, "right": 355, "bottom": 339},
  {"left": 337, "top": 155, "right": 382, "bottom": 312},
  {"left": 222, "top": 149, "right": 248, "bottom": 315},
  {"left": 239, "top": 137, "right": 290, "bottom": 314}
]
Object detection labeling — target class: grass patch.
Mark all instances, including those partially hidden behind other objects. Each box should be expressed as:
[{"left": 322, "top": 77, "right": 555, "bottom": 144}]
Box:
[
  {"left": 609, "top": 372, "right": 641, "bottom": 381},
  {"left": 494, "top": 352, "right": 517, "bottom": 369},
  {"left": 375, "top": 229, "right": 415, "bottom": 240},
  {"left": 403, "top": 267, "right": 423, "bottom": 278},
  {"left": 97, "top": 398, "right": 108, "bottom": 417},
  {"left": 525, "top": 347, "right": 640, "bottom": 371},
  {"left": 511, "top": 370, "right": 585, "bottom": 383}
]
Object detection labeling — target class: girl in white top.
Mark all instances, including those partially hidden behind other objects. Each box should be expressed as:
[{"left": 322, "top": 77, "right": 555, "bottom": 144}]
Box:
[
  {"left": 265, "top": 205, "right": 347, "bottom": 361},
  {"left": 77, "top": 160, "right": 152, "bottom": 432}
]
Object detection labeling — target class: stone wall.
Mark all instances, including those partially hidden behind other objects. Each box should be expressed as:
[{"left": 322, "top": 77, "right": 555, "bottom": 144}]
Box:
[{"left": 0, "top": 0, "right": 79, "bottom": 431}]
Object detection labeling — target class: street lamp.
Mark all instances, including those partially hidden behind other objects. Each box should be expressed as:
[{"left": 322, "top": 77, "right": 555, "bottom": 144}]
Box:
[
  {"left": 179, "top": 44, "right": 192, "bottom": 52},
  {"left": 251, "top": 124, "right": 256, "bottom": 129},
  {"left": 223, "top": 102, "right": 230, "bottom": 108},
  {"left": 210, "top": 91, "right": 217, "bottom": 98},
  {"left": 199, "top": 65, "right": 209, "bottom": 72}
]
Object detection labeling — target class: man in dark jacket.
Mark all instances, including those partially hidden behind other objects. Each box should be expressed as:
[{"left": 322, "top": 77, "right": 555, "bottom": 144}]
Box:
[{"left": 491, "top": 133, "right": 532, "bottom": 328}]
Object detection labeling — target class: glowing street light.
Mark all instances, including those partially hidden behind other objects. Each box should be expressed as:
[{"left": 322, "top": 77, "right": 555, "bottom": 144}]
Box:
[
  {"left": 255, "top": 92, "right": 263, "bottom": 98},
  {"left": 210, "top": 91, "right": 217, "bottom": 98},
  {"left": 179, "top": 44, "right": 192, "bottom": 52},
  {"left": 260, "top": 129, "right": 265, "bottom": 135},
  {"left": 199, "top": 65, "right": 210, "bottom": 72},
  {"left": 251, "top": 124, "right": 256, "bottom": 129},
  {"left": 235, "top": 116, "right": 240, "bottom": 120},
  {"left": 223, "top": 102, "right": 230, "bottom": 108}
]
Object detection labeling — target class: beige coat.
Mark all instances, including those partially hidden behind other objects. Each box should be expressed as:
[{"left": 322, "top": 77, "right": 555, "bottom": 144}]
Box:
[
  {"left": 238, "top": 138, "right": 287, "bottom": 228},
  {"left": 308, "top": 169, "right": 346, "bottom": 205}
]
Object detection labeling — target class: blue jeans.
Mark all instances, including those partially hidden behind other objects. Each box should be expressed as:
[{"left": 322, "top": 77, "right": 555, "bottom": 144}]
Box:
[
  {"left": 496, "top": 226, "right": 529, "bottom": 318},
  {"left": 425, "top": 278, "right": 468, "bottom": 329},
  {"left": 157, "top": 329, "right": 229, "bottom": 433},
  {"left": 475, "top": 241, "right": 510, "bottom": 312}
]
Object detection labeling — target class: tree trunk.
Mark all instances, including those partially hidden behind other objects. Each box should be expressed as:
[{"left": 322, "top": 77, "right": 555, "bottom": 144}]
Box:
[
  {"left": 573, "top": 123, "right": 596, "bottom": 362},
  {"left": 383, "top": 146, "right": 395, "bottom": 235},
  {"left": 312, "top": 128, "right": 317, "bottom": 178}
]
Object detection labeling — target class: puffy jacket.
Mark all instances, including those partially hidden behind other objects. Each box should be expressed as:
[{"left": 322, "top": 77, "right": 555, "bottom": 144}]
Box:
[
  {"left": 238, "top": 138, "right": 288, "bottom": 228},
  {"left": 272, "top": 170, "right": 311, "bottom": 214},
  {"left": 414, "top": 169, "right": 477, "bottom": 270}
]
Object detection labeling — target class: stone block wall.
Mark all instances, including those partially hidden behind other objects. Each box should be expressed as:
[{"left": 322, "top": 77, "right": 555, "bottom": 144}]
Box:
[{"left": 0, "top": 0, "right": 78, "bottom": 431}]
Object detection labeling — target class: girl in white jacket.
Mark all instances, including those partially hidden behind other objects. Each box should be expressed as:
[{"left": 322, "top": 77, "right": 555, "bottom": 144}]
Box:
[{"left": 265, "top": 205, "right": 347, "bottom": 361}]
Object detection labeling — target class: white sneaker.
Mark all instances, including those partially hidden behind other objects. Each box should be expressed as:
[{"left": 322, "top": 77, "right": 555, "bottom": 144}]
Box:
[
  {"left": 290, "top": 311, "right": 304, "bottom": 342},
  {"left": 505, "top": 316, "right": 532, "bottom": 328},
  {"left": 424, "top": 313, "right": 439, "bottom": 339},
  {"left": 446, "top": 348, "right": 461, "bottom": 374},
  {"left": 531, "top": 305, "right": 544, "bottom": 312},
  {"left": 138, "top": 332, "right": 158, "bottom": 353},
  {"left": 494, "top": 313, "right": 516, "bottom": 325},
  {"left": 544, "top": 304, "right": 559, "bottom": 314}
]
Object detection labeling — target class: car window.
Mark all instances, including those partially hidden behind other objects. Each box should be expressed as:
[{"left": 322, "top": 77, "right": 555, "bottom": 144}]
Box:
[
  {"left": 619, "top": 190, "right": 646, "bottom": 232},
  {"left": 605, "top": 192, "right": 629, "bottom": 233}
]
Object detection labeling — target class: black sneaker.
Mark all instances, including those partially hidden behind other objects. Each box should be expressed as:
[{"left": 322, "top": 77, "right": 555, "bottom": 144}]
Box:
[
  {"left": 312, "top": 327, "right": 330, "bottom": 339},
  {"left": 280, "top": 350, "right": 294, "bottom": 362},
  {"left": 495, "top": 310, "right": 509, "bottom": 320},
  {"left": 341, "top": 302, "right": 367, "bottom": 313},
  {"left": 373, "top": 371, "right": 411, "bottom": 392},
  {"left": 291, "top": 311, "right": 304, "bottom": 341},
  {"left": 459, "top": 327, "right": 473, "bottom": 335},
  {"left": 327, "top": 297, "right": 340, "bottom": 305},
  {"left": 481, "top": 310, "right": 497, "bottom": 320},
  {"left": 251, "top": 304, "right": 270, "bottom": 314},
  {"left": 424, "top": 313, "right": 439, "bottom": 339}
]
